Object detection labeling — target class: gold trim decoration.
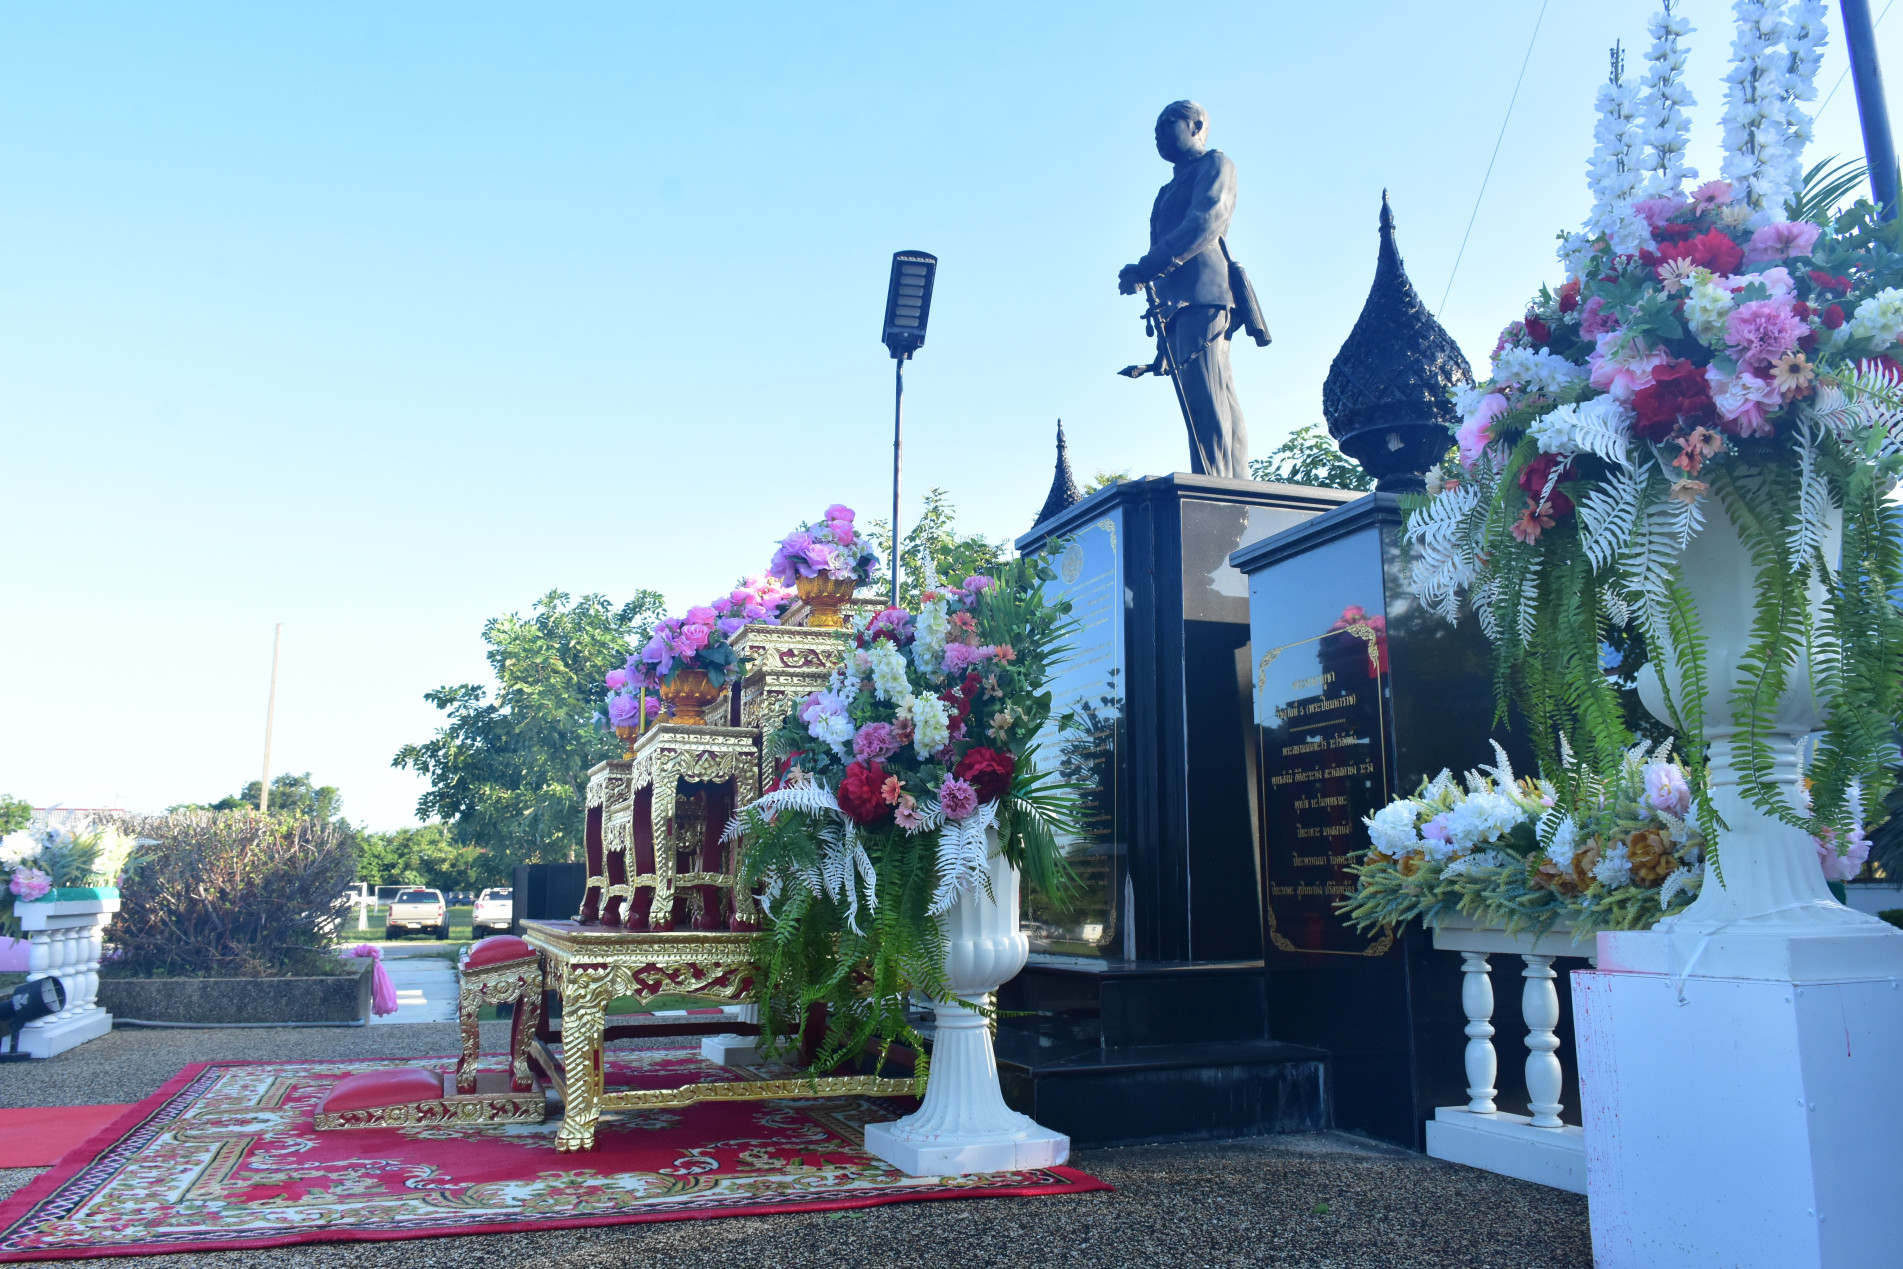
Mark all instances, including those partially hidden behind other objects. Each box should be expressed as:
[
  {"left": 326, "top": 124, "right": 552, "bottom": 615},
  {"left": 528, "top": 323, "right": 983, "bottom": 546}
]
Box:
[
  {"left": 456, "top": 953, "right": 544, "bottom": 1093},
  {"left": 313, "top": 1091, "right": 547, "bottom": 1131}
]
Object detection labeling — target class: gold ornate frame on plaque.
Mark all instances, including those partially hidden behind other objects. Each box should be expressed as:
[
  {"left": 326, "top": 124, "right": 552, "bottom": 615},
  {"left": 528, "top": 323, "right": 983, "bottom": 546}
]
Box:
[
  {"left": 730, "top": 623, "right": 850, "bottom": 751},
  {"left": 1256, "top": 617, "right": 1395, "bottom": 958},
  {"left": 520, "top": 921, "right": 916, "bottom": 1153}
]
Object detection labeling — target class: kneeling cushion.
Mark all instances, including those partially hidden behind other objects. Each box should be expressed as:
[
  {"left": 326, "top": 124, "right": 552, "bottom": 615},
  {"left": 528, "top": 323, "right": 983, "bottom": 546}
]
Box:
[
  {"left": 321, "top": 1067, "right": 445, "bottom": 1113},
  {"left": 465, "top": 935, "right": 535, "bottom": 969}
]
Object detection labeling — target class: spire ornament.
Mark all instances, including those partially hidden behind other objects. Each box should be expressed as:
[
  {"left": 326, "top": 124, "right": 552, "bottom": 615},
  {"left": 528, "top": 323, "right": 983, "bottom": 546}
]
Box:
[
  {"left": 1322, "top": 194, "right": 1474, "bottom": 493},
  {"left": 1032, "top": 420, "right": 1084, "bottom": 527}
]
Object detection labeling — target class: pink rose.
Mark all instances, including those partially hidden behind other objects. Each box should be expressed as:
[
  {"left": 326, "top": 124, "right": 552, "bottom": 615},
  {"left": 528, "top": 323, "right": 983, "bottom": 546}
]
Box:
[
  {"left": 677, "top": 623, "right": 712, "bottom": 653},
  {"left": 8, "top": 868, "right": 51, "bottom": 902},
  {"left": 1589, "top": 333, "right": 1669, "bottom": 401},
  {"left": 825, "top": 503, "right": 854, "bottom": 522},
  {"left": 686, "top": 606, "right": 717, "bottom": 625},
  {"left": 1705, "top": 366, "right": 1781, "bottom": 437},
  {"left": 828, "top": 518, "right": 855, "bottom": 546},
  {"left": 1642, "top": 763, "right": 1691, "bottom": 817},
  {"left": 604, "top": 668, "right": 630, "bottom": 691}
]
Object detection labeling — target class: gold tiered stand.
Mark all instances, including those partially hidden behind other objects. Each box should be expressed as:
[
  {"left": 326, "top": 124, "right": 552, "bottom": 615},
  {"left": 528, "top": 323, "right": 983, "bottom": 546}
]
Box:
[{"left": 528, "top": 616, "right": 908, "bottom": 1153}]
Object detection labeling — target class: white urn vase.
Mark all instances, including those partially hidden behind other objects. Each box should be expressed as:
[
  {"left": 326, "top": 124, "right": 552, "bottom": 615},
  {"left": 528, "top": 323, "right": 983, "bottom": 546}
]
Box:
[
  {"left": 863, "top": 836, "right": 1069, "bottom": 1177},
  {"left": 1619, "top": 504, "right": 1903, "bottom": 978}
]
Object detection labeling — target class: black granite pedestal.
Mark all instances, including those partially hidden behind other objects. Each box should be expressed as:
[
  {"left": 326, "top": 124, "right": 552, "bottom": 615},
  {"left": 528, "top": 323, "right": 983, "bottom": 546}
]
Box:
[
  {"left": 997, "top": 473, "right": 1357, "bottom": 1145},
  {"left": 1230, "top": 492, "right": 1545, "bottom": 1148}
]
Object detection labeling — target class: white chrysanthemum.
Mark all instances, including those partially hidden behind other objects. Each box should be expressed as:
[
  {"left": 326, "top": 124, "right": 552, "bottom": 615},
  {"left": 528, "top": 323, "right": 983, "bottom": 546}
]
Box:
[
  {"left": 1365, "top": 801, "right": 1422, "bottom": 857},
  {"left": 1444, "top": 791, "right": 1527, "bottom": 849},
  {"left": 1545, "top": 816, "right": 1581, "bottom": 870},
  {"left": 1452, "top": 382, "right": 1495, "bottom": 417},
  {"left": 867, "top": 639, "right": 909, "bottom": 702},
  {"left": 911, "top": 594, "right": 950, "bottom": 680},
  {"left": 909, "top": 693, "right": 950, "bottom": 757},
  {"left": 0, "top": 833, "right": 38, "bottom": 868},
  {"left": 1493, "top": 347, "right": 1587, "bottom": 395},
  {"left": 1593, "top": 841, "right": 1634, "bottom": 888},
  {"left": 1685, "top": 273, "right": 1737, "bottom": 345},
  {"left": 1849, "top": 288, "right": 1903, "bottom": 351}
]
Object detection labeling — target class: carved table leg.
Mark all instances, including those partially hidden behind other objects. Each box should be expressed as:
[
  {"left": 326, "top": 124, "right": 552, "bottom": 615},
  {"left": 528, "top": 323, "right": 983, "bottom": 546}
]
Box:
[
  {"left": 510, "top": 963, "right": 545, "bottom": 1092},
  {"left": 555, "top": 967, "right": 613, "bottom": 1153}
]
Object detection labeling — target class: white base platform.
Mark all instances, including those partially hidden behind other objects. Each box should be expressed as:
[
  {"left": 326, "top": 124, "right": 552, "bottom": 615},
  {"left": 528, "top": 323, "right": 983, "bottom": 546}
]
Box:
[
  {"left": 1575, "top": 966, "right": 1903, "bottom": 1269},
  {"left": 863, "top": 1118, "right": 1069, "bottom": 1177},
  {"left": 1425, "top": 1107, "right": 1585, "bottom": 1193},
  {"left": 15, "top": 1005, "right": 112, "bottom": 1059},
  {"left": 699, "top": 1033, "right": 758, "bottom": 1064}
]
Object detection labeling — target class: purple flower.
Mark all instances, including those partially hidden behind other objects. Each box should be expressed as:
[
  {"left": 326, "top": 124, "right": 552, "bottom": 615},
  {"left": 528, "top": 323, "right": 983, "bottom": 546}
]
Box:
[
  {"left": 853, "top": 722, "right": 901, "bottom": 762},
  {"left": 939, "top": 775, "right": 979, "bottom": 821},
  {"left": 604, "top": 668, "right": 630, "bottom": 691},
  {"left": 717, "top": 616, "right": 747, "bottom": 638},
  {"left": 608, "top": 693, "right": 640, "bottom": 726},
  {"left": 825, "top": 503, "right": 854, "bottom": 522},
  {"left": 802, "top": 541, "right": 837, "bottom": 575},
  {"left": 1744, "top": 219, "right": 1823, "bottom": 265}
]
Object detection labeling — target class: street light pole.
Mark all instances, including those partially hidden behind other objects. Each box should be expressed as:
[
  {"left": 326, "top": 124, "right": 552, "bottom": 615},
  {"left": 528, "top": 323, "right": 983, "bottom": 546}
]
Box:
[
  {"left": 1843, "top": 0, "right": 1900, "bottom": 219},
  {"left": 260, "top": 623, "right": 282, "bottom": 814},
  {"left": 892, "top": 354, "right": 906, "bottom": 608},
  {"left": 880, "top": 250, "right": 937, "bottom": 608}
]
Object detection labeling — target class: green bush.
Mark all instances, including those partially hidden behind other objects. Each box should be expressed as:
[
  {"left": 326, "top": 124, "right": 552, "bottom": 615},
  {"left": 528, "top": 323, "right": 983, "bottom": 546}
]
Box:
[
  {"left": 107, "top": 810, "right": 356, "bottom": 978},
  {"left": 1879, "top": 909, "right": 1903, "bottom": 931}
]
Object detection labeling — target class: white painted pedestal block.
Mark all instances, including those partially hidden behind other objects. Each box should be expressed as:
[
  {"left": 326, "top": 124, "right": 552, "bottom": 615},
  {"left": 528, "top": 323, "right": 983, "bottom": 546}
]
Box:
[
  {"left": 14, "top": 894, "right": 120, "bottom": 1059},
  {"left": 864, "top": 845, "right": 1069, "bottom": 1177},
  {"left": 1576, "top": 967, "right": 1903, "bottom": 1269},
  {"left": 699, "top": 1033, "right": 759, "bottom": 1064}
]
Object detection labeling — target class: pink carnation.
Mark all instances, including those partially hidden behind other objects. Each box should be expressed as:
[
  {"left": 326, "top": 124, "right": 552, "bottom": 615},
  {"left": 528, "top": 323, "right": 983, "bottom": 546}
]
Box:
[
  {"left": 962, "top": 575, "right": 994, "bottom": 593},
  {"left": 1817, "top": 827, "right": 1870, "bottom": 883},
  {"left": 942, "top": 642, "right": 996, "bottom": 675},
  {"left": 1743, "top": 220, "right": 1823, "bottom": 265},
  {"left": 8, "top": 868, "right": 51, "bottom": 902},
  {"left": 938, "top": 775, "right": 979, "bottom": 821},
  {"left": 1705, "top": 366, "right": 1782, "bottom": 437},
  {"left": 1589, "top": 334, "right": 1669, "bottom": 401},
  {"left": 1456, "top": 393, "right": 1509, "bottom": 469},
  {"left": 1725, "top": 299, "right": 1808, "bottom": 372},
  {"left": 1634, "top": 195, "right": 1688, "bottom": 231},
  {"left": 1580, "top": 295, "right": 1621, "bottom": 338},
  {"left": 853, "top": 722, "right": 901, "bottom": 762}
]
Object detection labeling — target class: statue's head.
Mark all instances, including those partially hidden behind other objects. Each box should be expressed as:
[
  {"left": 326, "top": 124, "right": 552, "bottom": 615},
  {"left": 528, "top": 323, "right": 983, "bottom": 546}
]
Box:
[{"left": 1154, "top": 101, "right": 1209, "bottom": 163}]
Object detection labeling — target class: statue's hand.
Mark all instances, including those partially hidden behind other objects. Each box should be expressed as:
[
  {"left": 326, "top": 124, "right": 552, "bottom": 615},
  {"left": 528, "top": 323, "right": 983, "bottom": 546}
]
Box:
[{"left": 1117, "top": 262, "right": 1146, "bottom": 295}]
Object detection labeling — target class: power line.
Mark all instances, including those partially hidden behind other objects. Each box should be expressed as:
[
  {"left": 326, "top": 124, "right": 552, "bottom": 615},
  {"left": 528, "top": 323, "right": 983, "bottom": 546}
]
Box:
[{"left": 1439, "top": 0, "right": 1550, "bottom": 317}]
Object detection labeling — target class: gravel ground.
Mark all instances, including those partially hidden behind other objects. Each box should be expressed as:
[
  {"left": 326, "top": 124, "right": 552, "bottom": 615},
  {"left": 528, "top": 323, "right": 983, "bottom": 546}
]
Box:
[{"left": 0, "top": 1024, "right": 1591, "bottom": 1269}]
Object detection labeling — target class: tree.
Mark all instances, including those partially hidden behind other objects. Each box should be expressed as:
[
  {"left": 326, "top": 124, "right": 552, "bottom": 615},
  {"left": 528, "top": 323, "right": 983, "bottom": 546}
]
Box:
[
  {"left": 168, "top": 772, "right": 346, "bottom": 822},
  {"left": 868, "top": 487, "right": 1011, "bottom": 609},
  {"left": 1249, "top": 424, "right": 1374, "bottom": 491},
  {"left": 394, "top": 589, "right": 666, "bottom": 876},
  {"left": 356, "top": 823, "right": 486, "bottom": 890},
  {"left": 1083, "top": 469, "right": 1131, "bottom": 494}
]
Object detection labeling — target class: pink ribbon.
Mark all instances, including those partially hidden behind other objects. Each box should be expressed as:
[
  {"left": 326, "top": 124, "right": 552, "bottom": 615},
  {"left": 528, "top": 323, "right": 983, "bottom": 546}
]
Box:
[{"left": 345, "top": 944, "right": 400, "bottom": 1016}]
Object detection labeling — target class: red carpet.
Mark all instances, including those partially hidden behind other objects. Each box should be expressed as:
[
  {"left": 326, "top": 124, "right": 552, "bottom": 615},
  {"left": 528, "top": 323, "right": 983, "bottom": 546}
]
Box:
[
  {"left": 0, "top": 1108, "right": 132, "bottom": 1168},
  {"left": 0, "top": 1050, "right": 1106, "bottom": 1261}
]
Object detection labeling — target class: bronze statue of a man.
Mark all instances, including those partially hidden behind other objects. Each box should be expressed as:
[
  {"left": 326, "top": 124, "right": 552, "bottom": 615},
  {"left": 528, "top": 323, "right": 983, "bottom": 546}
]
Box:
[{"left": 1119, "top": 100, "right": 1254, "bottom": 479}]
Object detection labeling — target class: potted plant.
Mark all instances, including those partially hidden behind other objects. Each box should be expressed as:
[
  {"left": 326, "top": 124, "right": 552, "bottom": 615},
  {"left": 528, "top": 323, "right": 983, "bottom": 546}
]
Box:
[
  {"left": 769, "top": 503, "right": 881, "bottom": 628},
  {"left": 731, "top": 559, "right": 1081, "bottom": 1173}
]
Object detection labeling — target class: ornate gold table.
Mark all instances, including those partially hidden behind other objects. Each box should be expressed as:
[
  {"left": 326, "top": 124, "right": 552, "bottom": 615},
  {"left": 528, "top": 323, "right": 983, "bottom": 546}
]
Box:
[{"left": 520, "top": 920, "right": 915, "bottom": 1152}]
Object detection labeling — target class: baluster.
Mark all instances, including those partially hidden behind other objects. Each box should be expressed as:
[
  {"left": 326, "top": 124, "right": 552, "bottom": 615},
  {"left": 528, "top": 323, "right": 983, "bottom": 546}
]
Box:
[
  {"left": 1522, "top": 953, "right": 1563, "bottom": 1128},
  {"left": 1459, "top": 951, "right": 1497, "bottom": 1114}
]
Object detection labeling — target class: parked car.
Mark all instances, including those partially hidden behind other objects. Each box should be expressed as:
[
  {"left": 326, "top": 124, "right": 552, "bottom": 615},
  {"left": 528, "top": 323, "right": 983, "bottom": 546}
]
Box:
[
  {"left": 472, "top": 887, "right": 514, "bottom": 933},
  {"left": 385, "top": 888, "right": 449, "bottom": 940},
  {"left": 373, "top": 884, "right": 407, "bottom": 906}
]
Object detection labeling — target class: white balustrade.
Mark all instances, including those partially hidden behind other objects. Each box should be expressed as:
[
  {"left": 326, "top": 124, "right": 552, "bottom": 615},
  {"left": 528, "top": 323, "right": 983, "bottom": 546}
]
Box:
[
  {"left": 13, "top": 893, "right": 119, "bottom": 1059},
  {"left": 1425, "top": 915, "right": 1590, "bottom": 1194}
]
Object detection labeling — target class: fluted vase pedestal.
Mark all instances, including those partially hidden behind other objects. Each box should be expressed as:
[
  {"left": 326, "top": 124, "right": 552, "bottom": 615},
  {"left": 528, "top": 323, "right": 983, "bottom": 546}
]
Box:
[
  {"left": 864, "top": 842, "right": 1069, "bottom": 1177},
  {"left": 14, "top": 890, "right": 119, "bottom": 1059},
  {"left": 1574, "top": 509, "right": 1903, "bottom": 1269}
]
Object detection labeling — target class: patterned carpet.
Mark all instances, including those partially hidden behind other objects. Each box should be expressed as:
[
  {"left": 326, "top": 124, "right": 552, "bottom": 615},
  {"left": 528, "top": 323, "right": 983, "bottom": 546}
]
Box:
[{"left": 0, "top": 1051, "right": 1105, "bottom": 1261}]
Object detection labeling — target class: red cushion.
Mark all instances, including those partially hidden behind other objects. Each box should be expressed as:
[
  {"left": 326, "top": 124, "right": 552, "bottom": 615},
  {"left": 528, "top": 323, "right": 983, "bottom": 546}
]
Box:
[
  {"left": 465, "top": 935, "right": 534, "bottom": 968},
  {"left": 321, "top": 1068, "right": 445, "bottom": 1113}
]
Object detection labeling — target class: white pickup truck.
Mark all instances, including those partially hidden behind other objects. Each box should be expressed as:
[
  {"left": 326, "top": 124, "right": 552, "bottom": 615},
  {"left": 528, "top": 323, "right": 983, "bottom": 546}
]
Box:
[
  {"left": 385, "top": 888, "right": 449, "bottom": 940},
  {"left": 471, "top": 887, "right": 513, "bottom": 934}
]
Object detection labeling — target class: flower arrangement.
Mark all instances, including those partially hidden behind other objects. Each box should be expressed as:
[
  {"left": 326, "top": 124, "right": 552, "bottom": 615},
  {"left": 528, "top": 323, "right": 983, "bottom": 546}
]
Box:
[
  {"left": 605, "top": 577, "right": 800, "bottom": 715},
  {"left": 1406, "top": 2, "right": 1903, "bottom": 867},
  {"left": 769, "top": 503, "right": 880, "bottom": 585},
  {"left": 0, "top": 816, "right": 136, "bottom": 936},
  {"left": 730, "top": 559, "right": 1080, "bottom": 1072},
  {"left": 1342, "top": 742, "right": 1707, "bottom": 940}
]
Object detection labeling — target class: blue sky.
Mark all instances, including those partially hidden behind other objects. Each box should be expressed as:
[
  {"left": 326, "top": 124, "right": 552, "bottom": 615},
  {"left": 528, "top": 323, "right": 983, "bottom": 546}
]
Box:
[{"left": 4, "top": 2, "right": 1897, "bottom": 827}]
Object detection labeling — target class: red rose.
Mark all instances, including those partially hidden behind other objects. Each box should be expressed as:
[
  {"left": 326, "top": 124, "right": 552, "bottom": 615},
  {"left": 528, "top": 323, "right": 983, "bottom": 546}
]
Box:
[
  {"left": 837, "top": 761, "right": 893, "bottom": 825},
  {"left": 1516, "top": 454, "right": 1575, "bottom": 517},
  {"left": 1659, "top": 227, "right": 1744, "bottom": 277},
  {"left": 954, "top": 747, "right": 1017, "bottom": 804},
  {"left": 1524, "top": 315, "right": 1552, "bottom": 344},
  {"left": 1631, "top": 358, "right": 1715, "bottom": 440},
  {"left": 1558, "top": 280, "right": 1581, "bottom": 314},
  {"left": 1823, "top": 303, "right": 1846, "bottom": 330}
]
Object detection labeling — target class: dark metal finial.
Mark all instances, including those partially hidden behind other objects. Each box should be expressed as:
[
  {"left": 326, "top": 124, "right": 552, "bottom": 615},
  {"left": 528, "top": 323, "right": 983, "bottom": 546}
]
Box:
[
  {"left": 1321, "top": 193, "right": 1474, "bottom": 494},
  {"left": 1033, "top": 419, "right": 1084, "bottom": 528}
]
